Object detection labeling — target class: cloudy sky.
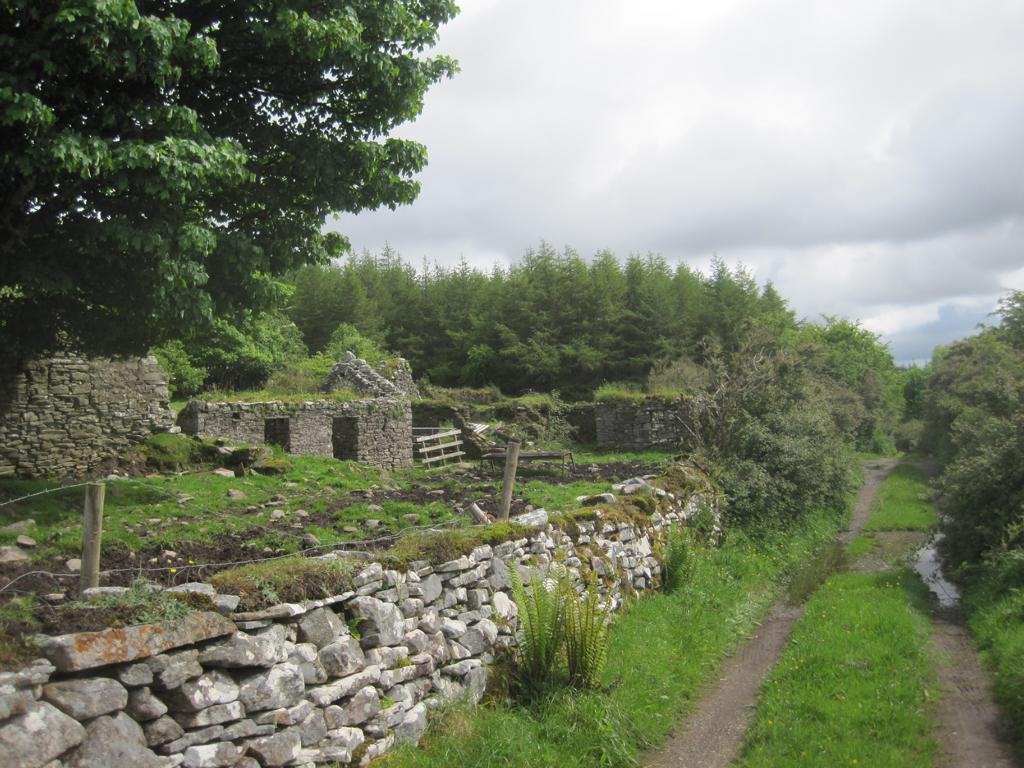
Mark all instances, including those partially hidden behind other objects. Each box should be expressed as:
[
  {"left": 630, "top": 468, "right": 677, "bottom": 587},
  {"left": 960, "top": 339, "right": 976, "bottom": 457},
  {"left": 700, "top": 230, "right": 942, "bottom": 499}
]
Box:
[{"left": 331, "top": 0, "right": 1024, "bottom": 363}]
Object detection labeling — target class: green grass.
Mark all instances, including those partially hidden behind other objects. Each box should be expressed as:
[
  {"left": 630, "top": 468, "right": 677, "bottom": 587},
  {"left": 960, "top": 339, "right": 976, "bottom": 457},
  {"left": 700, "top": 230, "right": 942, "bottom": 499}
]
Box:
[
  {"left": 195, "top": 387, "right": 361, "bottom": 403},
  {"left": 863, "top": 463, "right": 938, "bottom": 532},
  {"left": 0, "top": 436, "right": 398, "bottom": 561},
  {"left": 737, "top": 569, "right": 937, "bottom": 768},
  {"left": 961, "top": 551, "right": 1024, "bottom": 753},
  {"left": 379, "top": 507, "right": 847, "bottom": 768}
]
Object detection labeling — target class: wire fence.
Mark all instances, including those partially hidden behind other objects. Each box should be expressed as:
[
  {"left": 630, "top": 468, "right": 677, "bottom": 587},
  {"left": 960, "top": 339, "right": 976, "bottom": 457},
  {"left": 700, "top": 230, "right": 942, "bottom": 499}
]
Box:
[{"left": 0, "top": 473, "right": 476, "bottom": 595}]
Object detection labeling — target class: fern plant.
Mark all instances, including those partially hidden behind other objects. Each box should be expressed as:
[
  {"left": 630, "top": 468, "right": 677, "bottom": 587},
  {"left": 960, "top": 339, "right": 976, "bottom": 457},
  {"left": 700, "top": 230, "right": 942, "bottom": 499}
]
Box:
[
  {"left": 509, "top": 566, "right": 566, "bottom": 694},
  {"left": 661, "top": 528, "right": 697, "bottom": 593},
  {"left": 563, "top": 583, "right": 612, "bottom": 689}
]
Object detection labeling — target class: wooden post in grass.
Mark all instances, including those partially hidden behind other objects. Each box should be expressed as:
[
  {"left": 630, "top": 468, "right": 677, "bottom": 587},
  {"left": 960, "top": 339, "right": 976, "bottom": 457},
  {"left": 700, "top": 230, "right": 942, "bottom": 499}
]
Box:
[
  {"left": 80, "top": 482, "right": 105, "bottom": 592},
  {"left": 498, "top": 440, "right": 521, "bottom": 521}
]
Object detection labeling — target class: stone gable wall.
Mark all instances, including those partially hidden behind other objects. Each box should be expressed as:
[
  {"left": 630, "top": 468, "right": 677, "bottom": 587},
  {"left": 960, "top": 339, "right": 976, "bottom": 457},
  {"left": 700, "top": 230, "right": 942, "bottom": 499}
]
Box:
[
  {"left": 0, "top": 355, "right": 174, "bottom": 479},
  {"left": 0, "top": 492, "right": 707, "bottom": 768},
  {"left": 179, "top": 399, "right": 413, "bottom": 471},
  {"left": 593, "top": 398, "right": 694, "bottom": 451}
]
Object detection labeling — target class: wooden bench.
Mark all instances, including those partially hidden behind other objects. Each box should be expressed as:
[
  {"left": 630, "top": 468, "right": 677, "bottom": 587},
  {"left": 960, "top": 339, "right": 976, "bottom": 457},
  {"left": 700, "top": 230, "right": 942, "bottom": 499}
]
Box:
[{"left": 480, "top": 449, "right": 576, "bottom": 476}]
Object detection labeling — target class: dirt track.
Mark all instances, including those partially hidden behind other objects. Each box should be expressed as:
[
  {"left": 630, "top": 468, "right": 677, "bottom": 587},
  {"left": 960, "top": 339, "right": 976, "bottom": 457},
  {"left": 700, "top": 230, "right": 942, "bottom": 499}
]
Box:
[
  {"left": 645, "top": 460, "right": 896, "bottom": 768},
  {"left": 647, "top": 458, "right": 1021, "bottom": 768}
]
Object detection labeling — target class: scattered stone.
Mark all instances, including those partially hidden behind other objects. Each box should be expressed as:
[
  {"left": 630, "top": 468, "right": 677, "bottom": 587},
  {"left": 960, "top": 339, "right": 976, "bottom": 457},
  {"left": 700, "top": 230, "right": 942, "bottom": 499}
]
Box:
[
  {"left": 82, "top": 586, "right": 129, "bottom": 600},
  {"left": 364, "top": 518, "right": 381, "bottom": 529},
  {"left": 0, "top": 701, "right": 85, "bottom": 768},
  {"left": 15, "top": 534, "right": 36, "bottom": 548},
  {"left": 0, "top": 518, "right": 34, "bottom": 534},
  {"left": 0, "top": 545, "right": 29, "bottom": 564},
  {"left": 577, "top": 492, "right": 616, "bottom": 506},
  {"left": 212, "top": 468, "right": 235, "bottom": 478},
  {"left": 402, "top": 513, "right": 420, "bottom": 524},
  {"left": 301, "top": 532, "right": 320, "bottom": 548},
  {"left": 164, "top": 582, "right": 215, "bottom": 597},
  {"left": 43, "top": 677, "right": 129, "bottom": 720},
  {"left": 42, "top": 592, "right": 66, "bottom": 604}
]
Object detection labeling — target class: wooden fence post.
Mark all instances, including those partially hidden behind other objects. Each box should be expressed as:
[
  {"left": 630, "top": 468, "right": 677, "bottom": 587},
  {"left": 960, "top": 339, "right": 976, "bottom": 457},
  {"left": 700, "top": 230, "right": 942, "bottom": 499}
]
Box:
[
  {"left": 81, "top": 482, "right": 105, "bottom": 592},
  {"left": 499, "top": 440, "right": 521, "bottom": 521}
]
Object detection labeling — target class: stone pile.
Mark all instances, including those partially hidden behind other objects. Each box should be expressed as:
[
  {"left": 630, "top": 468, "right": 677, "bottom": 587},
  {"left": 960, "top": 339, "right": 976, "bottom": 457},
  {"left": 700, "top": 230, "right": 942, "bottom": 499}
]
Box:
[
  {"left": 323, "top": 353, "right": 418, "bottom": 400},
  {"left": 0, "top": 479, "right": 714, "bottom": 768}
]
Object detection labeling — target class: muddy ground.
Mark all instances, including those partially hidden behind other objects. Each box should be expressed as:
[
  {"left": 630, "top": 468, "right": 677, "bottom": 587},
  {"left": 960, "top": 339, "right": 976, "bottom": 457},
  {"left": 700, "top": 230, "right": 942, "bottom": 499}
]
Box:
[{"left": 0, "top": 459, "right": 660, "bottom": 600}]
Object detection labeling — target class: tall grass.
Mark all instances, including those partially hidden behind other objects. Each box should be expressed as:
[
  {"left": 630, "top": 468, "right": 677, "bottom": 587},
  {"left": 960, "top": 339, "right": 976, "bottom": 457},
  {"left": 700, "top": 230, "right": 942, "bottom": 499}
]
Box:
[{"left": 380, "top": 507, "right": 845, "bottom": 768}]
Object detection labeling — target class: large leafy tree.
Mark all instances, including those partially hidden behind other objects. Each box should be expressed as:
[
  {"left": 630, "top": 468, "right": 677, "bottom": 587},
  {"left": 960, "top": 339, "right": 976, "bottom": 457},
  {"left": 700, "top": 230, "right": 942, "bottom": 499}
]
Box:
[{"left": 0, "top": 0, "right": 457, "bottom": 360}]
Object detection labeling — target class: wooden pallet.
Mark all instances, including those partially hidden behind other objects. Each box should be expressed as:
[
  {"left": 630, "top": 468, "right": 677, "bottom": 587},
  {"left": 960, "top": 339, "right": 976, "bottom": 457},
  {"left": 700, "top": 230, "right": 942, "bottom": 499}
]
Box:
[{"left": 415, "top": 428, "right": 466, "bottom": 466}]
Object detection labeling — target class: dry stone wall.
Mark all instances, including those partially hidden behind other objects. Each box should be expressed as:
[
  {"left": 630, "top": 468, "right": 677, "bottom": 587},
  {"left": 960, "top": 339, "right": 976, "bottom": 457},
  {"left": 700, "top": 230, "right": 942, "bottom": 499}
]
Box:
[
  {"left": 179, "top": 399, "right": 413, "bottom": 471},
  {"left": 593, "top": 397, "right": 694, "bottom": 451},
  {"left": 0, "top": 354, "right": 174, "bottom": 478},
  {"left": 0, "top": 489, "right": 710, "bottom": 768}
]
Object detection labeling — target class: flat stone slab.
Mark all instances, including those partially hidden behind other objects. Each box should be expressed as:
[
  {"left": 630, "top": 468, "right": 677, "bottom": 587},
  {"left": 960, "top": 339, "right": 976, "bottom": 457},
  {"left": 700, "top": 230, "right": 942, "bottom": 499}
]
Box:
[{"left": 38, "top": 611, "right": 236, "bottom": 673}]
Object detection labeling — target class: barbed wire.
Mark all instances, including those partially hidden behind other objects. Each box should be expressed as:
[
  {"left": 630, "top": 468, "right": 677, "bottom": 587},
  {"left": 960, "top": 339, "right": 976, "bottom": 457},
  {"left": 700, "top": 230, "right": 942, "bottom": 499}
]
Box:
[
  {"left": 0, "top": 482, "right": 97, "bottom": 509},
  {"left": 0, "top": 515, "right": 471, "bottom": 595}
]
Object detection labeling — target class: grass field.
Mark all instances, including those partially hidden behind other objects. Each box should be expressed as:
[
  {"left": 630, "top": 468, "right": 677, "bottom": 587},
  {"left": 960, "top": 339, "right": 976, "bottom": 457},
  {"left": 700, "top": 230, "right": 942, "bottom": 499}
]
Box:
[{"left": 378, "top": 508, "right": 847, "bottom": 768}]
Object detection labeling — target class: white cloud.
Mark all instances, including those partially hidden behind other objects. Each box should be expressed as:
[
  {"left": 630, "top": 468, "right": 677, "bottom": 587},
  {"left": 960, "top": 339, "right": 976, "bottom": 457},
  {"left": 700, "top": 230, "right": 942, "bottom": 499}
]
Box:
[{"left": 330, "top": 0, "right": 1024, "bottom": 358}]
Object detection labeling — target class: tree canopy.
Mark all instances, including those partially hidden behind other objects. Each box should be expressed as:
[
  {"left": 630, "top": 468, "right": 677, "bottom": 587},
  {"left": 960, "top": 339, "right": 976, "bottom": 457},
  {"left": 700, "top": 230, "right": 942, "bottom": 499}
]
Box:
[{"left": 0, "top": 0, "right": 457, "bottom": 360}]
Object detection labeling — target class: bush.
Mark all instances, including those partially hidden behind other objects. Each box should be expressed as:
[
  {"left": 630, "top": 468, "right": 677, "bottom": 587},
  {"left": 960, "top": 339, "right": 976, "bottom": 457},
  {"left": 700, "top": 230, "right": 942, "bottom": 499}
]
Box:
[
  {"left": 152, "top": 340, "right": 207, "bottom": 398},
  {"left": 893, "top": 419, "right": 923, "bottom": 453}
]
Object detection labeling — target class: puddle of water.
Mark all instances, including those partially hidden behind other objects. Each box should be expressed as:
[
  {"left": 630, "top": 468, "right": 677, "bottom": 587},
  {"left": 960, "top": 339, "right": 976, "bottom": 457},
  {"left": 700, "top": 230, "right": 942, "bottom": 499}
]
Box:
[{"left": 913, "top": 533, "right": 960, "bottom": 608}]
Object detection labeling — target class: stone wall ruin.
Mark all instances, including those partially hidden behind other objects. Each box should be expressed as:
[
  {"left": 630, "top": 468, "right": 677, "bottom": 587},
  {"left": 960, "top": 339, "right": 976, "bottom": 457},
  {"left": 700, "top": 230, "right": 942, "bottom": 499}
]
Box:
[
  {"left": 0, "top": 354, "right": 174, "bottom": 478},
  {"left": 179, "top": 399, "right": 413, "bottom": 471}
]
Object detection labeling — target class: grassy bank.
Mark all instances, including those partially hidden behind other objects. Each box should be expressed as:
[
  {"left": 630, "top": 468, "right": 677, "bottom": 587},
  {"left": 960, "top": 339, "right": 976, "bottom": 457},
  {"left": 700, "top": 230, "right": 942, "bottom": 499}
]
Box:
[
  {"left": 380, "top": 508, "right": 847, "bottom": 768},
  {"left": 738, "top": 462, "right": 938, "bottom": 767},
  {"left": 961, "top": 558, "right": 1024, "bottom": 752}
]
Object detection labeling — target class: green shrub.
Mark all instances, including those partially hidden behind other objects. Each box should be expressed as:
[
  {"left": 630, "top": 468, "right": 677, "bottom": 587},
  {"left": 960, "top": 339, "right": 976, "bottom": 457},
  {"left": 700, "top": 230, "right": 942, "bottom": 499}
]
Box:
[
  {"left": 593, "top": 383, "right": 645, "bottom": 402},
  {"left": 152, "top": 340, "right": 207, "bottom": 398},
  {"left": 893, "top": 419, "right": 923, "bottom": 453}
]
